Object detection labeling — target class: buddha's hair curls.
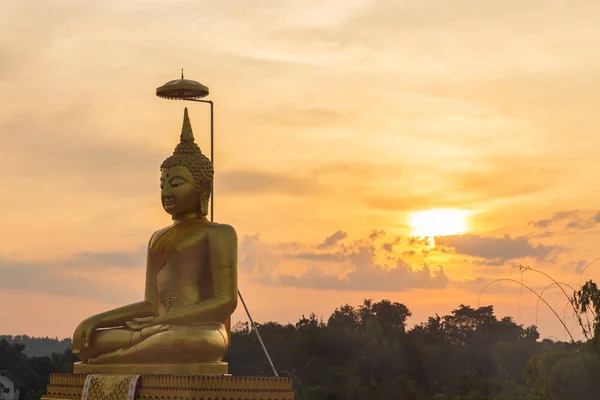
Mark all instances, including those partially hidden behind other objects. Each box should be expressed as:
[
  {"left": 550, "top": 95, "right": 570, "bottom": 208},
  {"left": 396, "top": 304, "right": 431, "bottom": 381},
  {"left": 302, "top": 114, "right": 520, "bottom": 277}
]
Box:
[{"left": 160, "top": 143, "right": 213, "bottom": 199}]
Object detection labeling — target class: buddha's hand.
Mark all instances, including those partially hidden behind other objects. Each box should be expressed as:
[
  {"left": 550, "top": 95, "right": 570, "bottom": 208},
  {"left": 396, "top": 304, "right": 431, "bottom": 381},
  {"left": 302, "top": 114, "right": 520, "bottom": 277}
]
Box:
[
  {"left": 72, "top": 317, "right": 100, "bottom": 354},
  {"left": 126, "top": 316, "right": 163, "bottom": 331}
]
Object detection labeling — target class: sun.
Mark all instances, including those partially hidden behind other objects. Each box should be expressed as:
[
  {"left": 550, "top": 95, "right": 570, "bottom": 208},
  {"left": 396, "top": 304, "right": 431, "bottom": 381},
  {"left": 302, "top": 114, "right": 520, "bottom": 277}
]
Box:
[{"left": 409, "top": 209, "right": 471, "bottom": 238}]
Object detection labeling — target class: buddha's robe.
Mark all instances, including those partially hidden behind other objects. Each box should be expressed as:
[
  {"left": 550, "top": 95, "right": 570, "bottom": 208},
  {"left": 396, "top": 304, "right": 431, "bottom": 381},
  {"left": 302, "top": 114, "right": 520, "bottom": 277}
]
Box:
[
  {"left": 149, "top": 217, "right": 232, "bottom": 345},
  {"left": 81, "top": 218, "right": 234, "bottom": 365}
]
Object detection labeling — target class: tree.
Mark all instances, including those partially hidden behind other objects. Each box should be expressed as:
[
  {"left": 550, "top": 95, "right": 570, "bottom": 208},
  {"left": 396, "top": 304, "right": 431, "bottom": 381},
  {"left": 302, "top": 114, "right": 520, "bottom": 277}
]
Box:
[
  {"left": 573, "top": 280, "right": 600, "bottom": 350},
  {"left": 328, "top": 304, "right": 360, "bottom": 330}
]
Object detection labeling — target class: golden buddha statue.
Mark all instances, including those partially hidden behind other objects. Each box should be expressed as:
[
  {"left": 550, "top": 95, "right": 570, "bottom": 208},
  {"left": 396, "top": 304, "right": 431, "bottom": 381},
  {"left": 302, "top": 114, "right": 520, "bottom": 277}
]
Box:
[{"left": 71, "top": 108, "right": 238, "bottom": 375}]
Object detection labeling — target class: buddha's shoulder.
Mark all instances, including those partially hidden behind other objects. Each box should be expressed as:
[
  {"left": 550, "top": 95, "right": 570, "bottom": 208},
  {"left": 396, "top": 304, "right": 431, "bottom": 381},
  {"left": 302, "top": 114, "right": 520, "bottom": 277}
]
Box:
[
  {"left": 151, "top": 225, "right": 172, "bottom": 237},
  {"left": 147, "top": 221, "right": 236, "bottom": 246},
  {"left": 207, "top": 222, "right": 237, "bottom": 239},
  {"left": 147, "top": 225, "right": 170, "bottom": 247}
]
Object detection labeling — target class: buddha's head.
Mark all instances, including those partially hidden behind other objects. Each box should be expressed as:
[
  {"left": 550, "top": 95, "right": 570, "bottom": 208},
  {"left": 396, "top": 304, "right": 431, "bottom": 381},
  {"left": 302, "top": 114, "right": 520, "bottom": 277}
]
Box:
[{"left": 160, "top": 108, "right": 213, "bottom": 218}]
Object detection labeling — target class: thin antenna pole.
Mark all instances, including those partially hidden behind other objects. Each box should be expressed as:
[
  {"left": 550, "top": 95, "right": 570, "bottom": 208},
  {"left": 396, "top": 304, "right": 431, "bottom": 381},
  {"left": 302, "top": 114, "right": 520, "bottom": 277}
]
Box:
[
  {"left": 188, "top": 98, "right": 278, "bottom": 377},
  {"left": 209, "top": 100, "right": 214, "bottom": 222},
  {"left": 238, "top": 289, "right": 279, "bottom": 377},
  {"left": 186, "top": 98, "right": 214, "bottom": 221}
]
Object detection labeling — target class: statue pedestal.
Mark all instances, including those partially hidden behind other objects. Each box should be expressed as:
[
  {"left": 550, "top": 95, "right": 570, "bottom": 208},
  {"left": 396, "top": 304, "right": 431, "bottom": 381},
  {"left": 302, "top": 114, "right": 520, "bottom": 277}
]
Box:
[
  {"left": 73, "top": 361, "right": 229, "bottom": 375},
  {"left": 42, "top": 373, "right": 294, "bottom": 400}
]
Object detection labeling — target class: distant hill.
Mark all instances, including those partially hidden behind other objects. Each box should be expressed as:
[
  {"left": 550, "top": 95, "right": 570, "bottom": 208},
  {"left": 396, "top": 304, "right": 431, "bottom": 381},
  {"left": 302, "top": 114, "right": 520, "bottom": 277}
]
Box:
[{"left": 0, "top": 335, "right": 71, "bottom": 358}]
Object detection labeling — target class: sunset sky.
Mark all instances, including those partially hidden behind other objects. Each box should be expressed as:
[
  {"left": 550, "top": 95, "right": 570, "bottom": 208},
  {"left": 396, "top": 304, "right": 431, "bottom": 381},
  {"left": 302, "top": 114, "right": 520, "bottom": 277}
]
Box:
[{"left": 2, "top": 0, "right": 600, "bottom": 341}]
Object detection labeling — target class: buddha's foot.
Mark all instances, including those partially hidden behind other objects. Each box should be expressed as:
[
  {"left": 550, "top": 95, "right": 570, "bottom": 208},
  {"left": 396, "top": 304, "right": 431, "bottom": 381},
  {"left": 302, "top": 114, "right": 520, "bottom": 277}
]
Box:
[{"left": 87, "top": 349, "right": 127, "bottom": 364}]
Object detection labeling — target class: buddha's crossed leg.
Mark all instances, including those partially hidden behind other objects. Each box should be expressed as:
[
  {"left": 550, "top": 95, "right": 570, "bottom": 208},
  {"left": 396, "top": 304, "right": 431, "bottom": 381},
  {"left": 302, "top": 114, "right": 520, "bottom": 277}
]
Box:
[{"left": 80, "top": 322, "right": 228, "bottom": 364}]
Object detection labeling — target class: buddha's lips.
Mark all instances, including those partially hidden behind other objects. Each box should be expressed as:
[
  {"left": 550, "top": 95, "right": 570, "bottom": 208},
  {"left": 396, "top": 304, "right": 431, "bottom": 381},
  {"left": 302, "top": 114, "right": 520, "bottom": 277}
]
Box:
[{"left": 162, "top": 198, "right": 175, "bottom": 206}]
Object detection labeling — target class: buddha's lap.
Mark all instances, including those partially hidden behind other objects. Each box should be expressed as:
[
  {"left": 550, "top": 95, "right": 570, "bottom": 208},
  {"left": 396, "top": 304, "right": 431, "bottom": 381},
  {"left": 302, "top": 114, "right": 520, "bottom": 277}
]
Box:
[
  {"left": 81, "top": 322, "right": 228, "bottom": 363},
  {"left": 91, "top": 322, "right": 227, "bottom": 349},
  {"left": 130, "top": 322, "right": 228, "bottom": 348}
]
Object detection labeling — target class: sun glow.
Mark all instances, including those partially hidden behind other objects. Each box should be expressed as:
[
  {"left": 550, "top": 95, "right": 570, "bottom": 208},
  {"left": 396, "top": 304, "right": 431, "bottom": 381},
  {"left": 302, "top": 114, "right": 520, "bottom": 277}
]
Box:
[{"left": 409, "top": 209, "right": 471, "bottom": 238}]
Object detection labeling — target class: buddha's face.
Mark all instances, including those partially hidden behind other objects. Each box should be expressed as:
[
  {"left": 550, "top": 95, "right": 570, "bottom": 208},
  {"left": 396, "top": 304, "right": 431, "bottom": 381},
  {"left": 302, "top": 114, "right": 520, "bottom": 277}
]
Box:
[{"left": 160, "top": 166, "right": 199, "bottom": 217}]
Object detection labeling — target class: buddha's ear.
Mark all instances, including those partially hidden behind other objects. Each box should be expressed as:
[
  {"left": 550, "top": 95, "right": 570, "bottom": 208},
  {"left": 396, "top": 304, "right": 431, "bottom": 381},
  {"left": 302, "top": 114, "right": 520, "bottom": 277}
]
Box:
[{"left": 198, "top": 192, "right": 209, "bottom": 216}]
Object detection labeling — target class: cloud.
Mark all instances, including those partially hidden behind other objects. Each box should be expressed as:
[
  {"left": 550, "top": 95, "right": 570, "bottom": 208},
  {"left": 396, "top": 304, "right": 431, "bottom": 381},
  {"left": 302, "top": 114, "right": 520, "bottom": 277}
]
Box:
[
  {"left": 0, "top": 2, "right": 101, "bottom": 80},
  {"left": 290, "top": 252, "right": 345, "bottom": 262},
  {"left": 0, "top": 247, "right": 145, "bottom": 303},
  {"left": 382, "top": 236, "right": 401, "bottom": 252},
  {"left": 279, "top": 262, "right": 448, "bottom": 291},
  {"left": 218, "top": 162, "right": 410, "bottom": 198},
  {"left": 263, "top": 0, "right": 600, "bottom": 100},
  {"left": 566, "top": 260, "right": 589, "bottom": 274},
  {"left": 529, "top": 210, "right": 600, "bottom": 231},
  {"left": 452, "top": 157, "right": 558, "bottom": 200},
  {"left": 369, "top": 230, "right": 386, "bottom": 240},
  {"left": 317, "top": 230, "right": 348, "bottom": 249},
  {"left": 408, "top": 237, "right": 432, "bottom": 246},
  {"left": 239, "top": 230, "right": 449, "bottom": 291},
  {"left": 0, "top": 109, "right": 163, "bottom": 197},
  {"left": 313, "top": 162, "right": 406, "bottom": 179},
  {"left": 435, "top": 234, "right": 559, "bottom": 266},
  {"left": 364, "top": 195, "right": 458, "bottom": 211},
  {"left": 457, "top": 276, "right": 540, "bottom": 296},
  {"left": 61, "top": 247, "right": 146, "bottom": 269},
  {"left": 565, "top": 219, "right": 597, "bottom": 230},
  {"left": 365, "top": 156, "right": 560, "bottom": 211},
  {"left": 564, "top": 211, "right": 600, "bottom": 230},
  {"left": 530, "top": 210, "right": 580, "bottom": 228},
  {"left": 0, "top": 0, "right": 589, "bottom": 217},
  {"left": 243, "top": 105, "right": 357, "bottom": 128},
  {"left": 219, "top": 170, "right": 319, "bottom": 195}
]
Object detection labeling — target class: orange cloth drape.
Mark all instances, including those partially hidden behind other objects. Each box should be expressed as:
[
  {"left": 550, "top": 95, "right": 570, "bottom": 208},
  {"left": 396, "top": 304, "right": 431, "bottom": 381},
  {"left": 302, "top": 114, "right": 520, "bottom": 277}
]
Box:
[{"left": 150, "top": 218, "right": 207, "bottom": 274}]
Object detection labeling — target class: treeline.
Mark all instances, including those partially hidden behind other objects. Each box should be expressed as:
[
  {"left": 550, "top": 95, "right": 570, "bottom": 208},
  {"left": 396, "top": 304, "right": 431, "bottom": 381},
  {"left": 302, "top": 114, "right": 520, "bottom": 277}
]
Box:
[
  {"left": 227, "top": 300, "right": 600, "bottom": 399},
  {"left": 3, "top": 299, "right": 600, "bottom": 399},
  {"left": 0, "top": 340, "right": 77, "bottom": 400},
  {"left": 0, "top": 336, "right": 71, "bottom": 358}
]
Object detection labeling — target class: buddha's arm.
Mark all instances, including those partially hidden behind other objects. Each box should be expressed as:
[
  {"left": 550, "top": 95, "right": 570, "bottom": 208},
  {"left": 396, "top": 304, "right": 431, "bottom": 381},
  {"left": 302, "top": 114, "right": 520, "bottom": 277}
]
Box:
[{"left": 159, "top": 224, "right": 238, "bottom": 325}]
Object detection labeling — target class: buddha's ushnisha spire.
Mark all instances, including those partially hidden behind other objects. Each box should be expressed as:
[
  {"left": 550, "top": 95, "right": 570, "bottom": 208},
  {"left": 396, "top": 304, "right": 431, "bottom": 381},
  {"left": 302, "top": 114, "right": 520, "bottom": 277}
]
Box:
[{"left": 180, "top": 107, "right": 195, "bottom": 143}]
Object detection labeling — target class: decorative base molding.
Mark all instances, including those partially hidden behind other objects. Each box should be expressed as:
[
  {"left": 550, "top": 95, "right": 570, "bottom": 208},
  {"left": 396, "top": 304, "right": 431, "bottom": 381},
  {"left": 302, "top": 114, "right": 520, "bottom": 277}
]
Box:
[
  {"left": 73, "top": 361, "right": 228, "bottom": 376},
  {"left": 42, "top": 373, "right": 295, "bottom": 400}
]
